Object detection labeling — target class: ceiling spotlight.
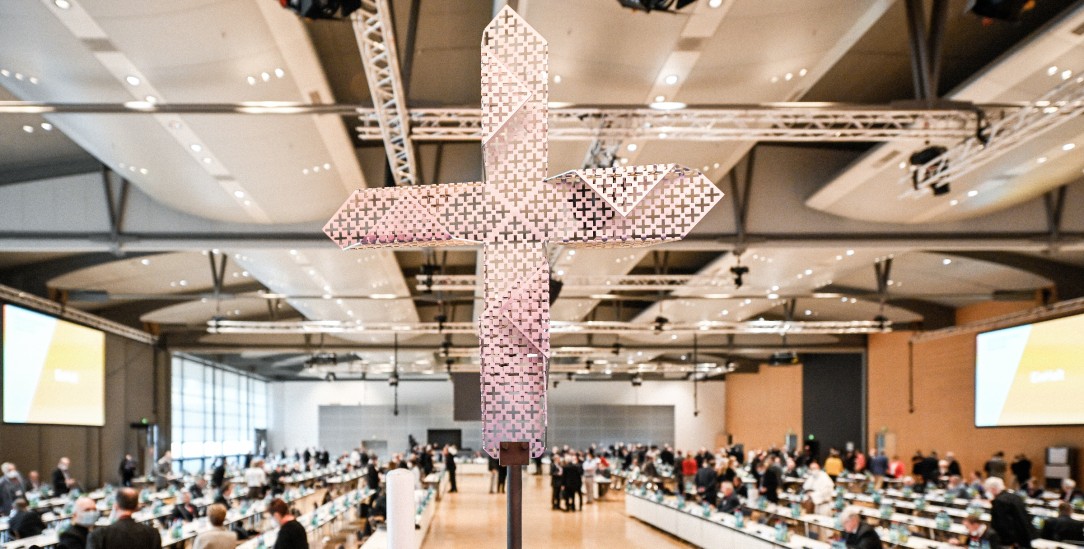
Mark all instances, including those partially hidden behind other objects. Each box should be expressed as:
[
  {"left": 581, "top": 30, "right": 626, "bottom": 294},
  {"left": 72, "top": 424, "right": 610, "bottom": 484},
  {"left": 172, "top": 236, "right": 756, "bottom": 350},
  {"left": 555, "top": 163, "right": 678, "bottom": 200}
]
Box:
[
  {"left": 653, "top": 316, "right": 669, "bottom": 334},
  {"left": 611, "top": 341, "right": 623, "bottom": 355},
  {"left": 40, "top": 122, "right": 52, "bottom": 131},
  {"left": 631, "top": 373, "right": 643, "bottom": 387},
  {"left": 627, "top": 143, "right": 638, "bottom": 152},
  {"left": 649, "top": 101, "right": 686, "bottom": 111},
  {"left": 617, "top": 0, "right": 699, "bottom": 13},
  {"left": 909, "top": 145, "right": 948, "bottom": 194},
  {"left": 22, "top": 125, "right": 33, "bottom": 133},
  {"left": 708, "top": 0, "right": 723, "bottom": 7},
  {"left": 325, "top": 372, "right": 336, "bottom": 382},
  {"left": 768, "top": 351, "right": 799, "bottom": 366},
  {"left": 730, "top": 264, "right": 749, "bottom": 288},
  {"left": 54, "top": 0, "right": 72, "bottom": 9},
  {"left": 388, "top": 372, "right": 399, "bottom": 387},
  {"left": 125, "top": 75, "right": 141, "bottom": 86},
  {"left": 274, "top": 68, "right": 285, "bottom": 78},
  {"left": 280, "top": 0, "right": 363, "bottom": 20},
  {"left": 247, "top": 76, "right": 257, "bottom": 85},
  {"left": 664, "top": 74, "right": 679, "bottom": 85}
]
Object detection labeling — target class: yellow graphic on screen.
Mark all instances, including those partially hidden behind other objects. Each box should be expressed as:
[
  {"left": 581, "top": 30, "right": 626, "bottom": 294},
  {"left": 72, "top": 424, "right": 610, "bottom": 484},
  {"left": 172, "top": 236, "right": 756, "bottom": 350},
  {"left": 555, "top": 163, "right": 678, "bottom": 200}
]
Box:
[{"left": 996, "top": 318, "right": 1084, "bottom": 426}]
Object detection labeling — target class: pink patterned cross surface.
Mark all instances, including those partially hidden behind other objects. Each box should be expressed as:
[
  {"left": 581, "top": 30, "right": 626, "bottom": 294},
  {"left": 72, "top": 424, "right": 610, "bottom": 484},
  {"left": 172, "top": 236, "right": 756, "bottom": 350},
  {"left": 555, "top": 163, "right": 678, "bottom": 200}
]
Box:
[{"left": 324, "top": 7, "right": 723, "bottom": 459}]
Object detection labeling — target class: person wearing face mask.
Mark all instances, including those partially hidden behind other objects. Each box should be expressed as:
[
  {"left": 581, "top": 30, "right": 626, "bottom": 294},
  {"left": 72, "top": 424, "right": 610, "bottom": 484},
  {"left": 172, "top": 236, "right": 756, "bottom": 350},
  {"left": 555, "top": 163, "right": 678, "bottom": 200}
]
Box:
[
  {"left": 87, "top": 487, "right": 161, "bottom": 549},
  {"left": 52, "top": 457, "right": 76, "bottom": 496},
  {"left": 801, "top": 461, "right": 835, "bottom": 516},
  {"left": 58, "top": 496, "right": 99, "bottom": 549},
  {"left": 0, "top": 462, "right": 26, "bottom": 515}
]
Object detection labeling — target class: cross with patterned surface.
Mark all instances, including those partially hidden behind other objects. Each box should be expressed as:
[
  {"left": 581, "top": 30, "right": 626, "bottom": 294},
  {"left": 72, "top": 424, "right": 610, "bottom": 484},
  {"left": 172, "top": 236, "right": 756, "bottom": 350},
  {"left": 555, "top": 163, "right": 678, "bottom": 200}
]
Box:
[{"left": 324, "top": 7, "right": 723, "bottom": 460}]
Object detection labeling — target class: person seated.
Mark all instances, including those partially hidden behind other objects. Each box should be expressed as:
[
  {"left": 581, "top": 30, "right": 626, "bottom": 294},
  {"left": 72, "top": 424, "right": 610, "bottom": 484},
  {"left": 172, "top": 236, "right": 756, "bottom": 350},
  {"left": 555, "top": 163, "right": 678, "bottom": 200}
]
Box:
[
  {"left": 944, "top": 475, "right": 969, "bottom": 500},
  {"left": 953, "top": 514, "right": 1002, "bottom": 548},
  {"left": 58, "top": 497, "right": 99, "bottom": 549},
  {"left": 1041, "top": 502, "right": 1084, "bottom": 543},
  {"left": 839, "top": 506, "right": 882, "bottom": 549},
  {"left": 1060, "top": 479, "right": 1084, "bottom": 504},
  {"left": 171, "top": 490, "right": 200, "bottom": 522},
  {"left": 213, "top": 482, "right": 233, "bottom": 509},
  {"left": 189, "top": 477, "right": 208, "bottom": 500},
  {"left": 193, "top": 504, "right": 237, "bottom": 549},
  {"left": 9, "top": 498, "right": 46, "bottom": 539},
  {"left": 24, "top": 471, "right": 43, "bottom": 493},
  {"left": 716, "top": 481, "right": 742, "bottom": 514},
  {"left": 362, "top": 488, "right": 387, "bottom": 538}
]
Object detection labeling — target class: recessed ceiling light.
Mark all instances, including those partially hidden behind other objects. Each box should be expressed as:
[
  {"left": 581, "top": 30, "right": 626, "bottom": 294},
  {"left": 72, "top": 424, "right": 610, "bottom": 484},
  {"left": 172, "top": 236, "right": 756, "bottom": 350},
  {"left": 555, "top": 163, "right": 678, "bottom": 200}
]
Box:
[
  {"left": 1037, "top": 156, "right": 1047, "bottom": 164},
  {"left": 556, "top": 270, "right": 565, "bottom": 276},
  {"left": 22, "top": 125, "right": 33, "bottom": 133},
  {"left": 712, "top": 162, "right": 720, "bottom": 169},
  {"left": 233, "top": 190, "right": 245, "bottom": 198},
  {"left": 274, "top": 68, "right": 285, "bottom": 78},
  {"left": 658, "top": 132, "right": 668, "bottom": 139},
  {"left": 14, "top": 73, "right": 24, "bottom": 81},
  {"left": 568, "top": 249, "right": 576, "bottom": 256},
  {"left": 804, "top": 269, "right": 813, "bottom": 275},
  {"left": 664, "top": 74, "right": 679, "bottom": 85},
  {"left": 804, "top": 310, "right": 812, "bottom": 316},
  {"left": 144, "top": 95, "right": 158, "bottom": 104},
  {"left": 784, "top": 72, "right": 793, "bottom": 81},
  {"left": 139, "top": 168, "right": 148, "bottom": 175},
  {"left": 289, "top": 249, "right": 298, "bottom": 255},
  {"left": 771, "top": 76, "right": 779, "bottom": 83},
  {"left": 627, "top": 143, "right": 638, "bottom": 152},
  {"left": 845, "top": 249, "right": 854, "bottom": 256},
  {"left": 202, "top": 157, "right": 212, "bottom": 164},
  {"left": 302, "top": 168, "right": 310, "bottom": 175},
  {"left": 967, "top": 190, "right": 978, "bottom": 197},
  {"left": 1062, "top": 70, "right": 1073, "bottom": 80},
  {"left": 178, "top": 280, "right": 188, "bottom": 287},
  {"left": 243, "top": 200, "right": 251, "bottom": 206},
  {"left": 708, "top": 0, "right": 723, "bottom": 7},
  {"left": 0, "top": 70, "right": 8, "bottom": 77},
  {"left": 323, "top": 163, "right": 331, "bottom": 170},
  {"left": 261, "top": 72, "right": 270, "bottom": 82},
  {"left": 942, "top": 258, "right": 952, "bottom": 265},
  {"left": 140, "top": 259, "right": 151, "bottom": 266},
  {"left": 29, "top": 77, "right": 39, "bottom": 85},
  {"left": 54, "top": 0, "right": 71, "bottom": 8},
  {"left": 169, "top": 120, "right": 182, "bottom": 130},
  {"left": 950, "top": 199, "right": 959, "bottom": 206},
  {"left": 128, "top": 165, "right": 136, "bottom": 172},
  {"left": 313, "top": 166, "right": 321, "bottom": 173},
  {"left": 1047, "top": 66, "right": 1058, "bottom": 76},
  {"left": 553, "top": 74, "right": 562, "bottom": 84},
  {"left": 799, "top": 68, "right": 807, "bottom": 77},
  {"left": 650, "top": 101, "right": 685, "bottom": 111},
  {"left": 125, "top": 75, "right": 141, "bottom": 86},
  {"left": 190, "top": 144, "right": 202, "bottom": 152},
  {"left": 654, "top": 95, "right": 666, "bottom": 103},
  {"left": 1063, "top": 143, "right": 1075, "bottom": 151},
  {"left": 246, "top": 76, "right": 256, "bottom": 86},
  {"left": 620, "top": 157, "right": 629, "bottom": 164},
  {"left": 40, "top": 122, "right": 52, "bottom": 131}
]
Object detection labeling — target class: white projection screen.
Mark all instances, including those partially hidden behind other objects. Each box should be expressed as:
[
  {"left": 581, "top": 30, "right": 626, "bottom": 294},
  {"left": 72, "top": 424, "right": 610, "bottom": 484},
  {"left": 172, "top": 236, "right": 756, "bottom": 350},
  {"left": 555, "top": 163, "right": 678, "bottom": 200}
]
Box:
[
  {"left": 2, "top": 304, "right": 106, "bottom": 426},
  {"left": 975, "top": 313, "right": 1084, "bottom": 427}
]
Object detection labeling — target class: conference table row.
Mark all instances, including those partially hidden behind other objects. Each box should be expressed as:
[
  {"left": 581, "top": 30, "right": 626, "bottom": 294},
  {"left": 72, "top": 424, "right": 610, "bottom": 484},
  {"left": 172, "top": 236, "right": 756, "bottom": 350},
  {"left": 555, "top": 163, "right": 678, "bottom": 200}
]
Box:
[
  {"left": 626, "top": 491, "right": 1081, "bottom": 549},
  {"left": 0, "top": 468, "right": 369, "bottom": 549}
]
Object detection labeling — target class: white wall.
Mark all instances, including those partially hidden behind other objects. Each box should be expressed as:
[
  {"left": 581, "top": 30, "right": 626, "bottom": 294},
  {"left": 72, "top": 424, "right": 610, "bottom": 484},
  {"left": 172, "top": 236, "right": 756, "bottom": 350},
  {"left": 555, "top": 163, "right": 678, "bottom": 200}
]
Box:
[{"left": 269, "top": 379, "right": 725, "bottom": 453}]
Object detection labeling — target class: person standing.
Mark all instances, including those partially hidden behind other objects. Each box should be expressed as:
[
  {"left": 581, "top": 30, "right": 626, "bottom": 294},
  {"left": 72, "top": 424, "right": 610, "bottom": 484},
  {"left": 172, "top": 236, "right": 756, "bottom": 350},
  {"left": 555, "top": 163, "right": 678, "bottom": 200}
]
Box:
[
  {"left": 443, "top": 446, "right": 458, "bottom": 493},
  {"left": 802, "top": 462, "right": 835, "bottom": 516},
  {"left": 1010, "top": 454, "right": 1032, "bottom": 490},
  {"left": 211, "top": 458, "right": 227, "bottom": 490},
  {"left": 244, "top": 459, "right": 268, "bottom": 500},
  {"left": 868, "top": 449, "right": 888, "bottom": 489},
  {"left": 268, "top": 498, "right": 307, "bottom": 549},
  {"left": 550, "top": 456, "right": 564, "bottom": 510},
  {"left": 118, "top": 454, "right": 137, "bottom": 487},
  {"left": 488, "top": 455, "right": 500, "bottom": 494},
  {"left": 582, "top": 452, "right": 599, "bottom": 504},
  {"left": 985, "top": 477, "right": 1036, "bottom": 548},
  {"left": 58, "top": 496, "right": 99, "bottom": 549},
  {"left": 156, "top": 450, "right": 173, "bottom": 490},
  {"left": 193, "top": 504, "right": 238, "bottom": 549},
  {"left": 87, "top": 488, "right": 161, "bottom": 549},
  {"left": 0, "top": 462, "right": 26, "bottom": 515},
  {"left": 52, "top": 457, "right": 76, "bottom": 496},
  {"left": 985, "top": 452, "right": 1008, "bottom": 480},
  {"left": 696, "top": 460, "right": 719, "bottom": 506},
  {"left": 562, "top": 455, "right": 583, "bottom": 512}
]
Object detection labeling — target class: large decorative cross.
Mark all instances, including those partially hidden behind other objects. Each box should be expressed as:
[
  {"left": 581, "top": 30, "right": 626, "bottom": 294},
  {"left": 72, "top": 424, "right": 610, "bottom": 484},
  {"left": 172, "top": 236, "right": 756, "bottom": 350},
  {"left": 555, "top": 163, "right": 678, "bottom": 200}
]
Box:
[{"left": 324, "top": 7, "right": 722, "bottom": 460}]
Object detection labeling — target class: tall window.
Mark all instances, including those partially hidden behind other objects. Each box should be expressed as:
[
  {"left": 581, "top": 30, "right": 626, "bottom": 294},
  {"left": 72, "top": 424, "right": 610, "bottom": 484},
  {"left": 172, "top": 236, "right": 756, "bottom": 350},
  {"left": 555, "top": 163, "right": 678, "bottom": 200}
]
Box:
[{"left": 170, "top": 355, "right": 268, "bottom": 473}]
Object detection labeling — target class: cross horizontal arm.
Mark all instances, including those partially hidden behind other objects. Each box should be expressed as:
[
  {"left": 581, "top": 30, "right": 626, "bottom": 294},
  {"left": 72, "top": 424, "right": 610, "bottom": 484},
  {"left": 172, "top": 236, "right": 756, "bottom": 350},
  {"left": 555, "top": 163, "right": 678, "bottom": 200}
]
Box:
[
  {"left": 544, "top": 164, "right": 724, "bottom": 245},
  {"left": 323, "top": 181, "right": 487, "bottom": 249}
]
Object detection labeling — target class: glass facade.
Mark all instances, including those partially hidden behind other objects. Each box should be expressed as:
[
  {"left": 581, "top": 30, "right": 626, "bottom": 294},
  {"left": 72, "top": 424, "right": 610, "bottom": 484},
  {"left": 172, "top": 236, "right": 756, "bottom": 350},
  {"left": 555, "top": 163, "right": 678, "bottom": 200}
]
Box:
[{"left": 170, "top": 355, "right": 268, "bottom": 473}]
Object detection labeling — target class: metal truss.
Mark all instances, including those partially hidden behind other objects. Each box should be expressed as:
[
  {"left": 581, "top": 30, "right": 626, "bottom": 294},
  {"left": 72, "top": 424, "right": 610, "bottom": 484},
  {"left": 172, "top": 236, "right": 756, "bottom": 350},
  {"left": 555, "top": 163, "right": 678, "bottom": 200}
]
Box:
[
  {"left": 353, "top": 0, "right": 417, "bottom": 185},
  {"left": 358, "top": 106, "right": 982, "bottom": 142},
  {"left": 207, "top": 318, "right": 890, "bottom": 336},
  {"left": 910, "top": 75, "right": 1084, "bottom": 193}
]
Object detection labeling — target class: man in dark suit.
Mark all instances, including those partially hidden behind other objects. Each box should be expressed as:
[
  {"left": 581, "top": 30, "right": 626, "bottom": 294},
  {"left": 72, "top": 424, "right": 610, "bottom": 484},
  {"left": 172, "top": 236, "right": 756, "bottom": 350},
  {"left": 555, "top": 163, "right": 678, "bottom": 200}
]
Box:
[
  {"left": 562, "top": 455, "right": 583, "bottom": 512},
  {"left": 211, "top": 458, "right": 227, "bottom": 490},
  {"left": 756, "top": 460, "right": 780, "bottom": 504},
  {"left": 88, "top": 487, "right": 162, "bottom": 549},
  {"left": 550, "top": 455, "right": 564, "bottom": 510},
  {"left": 0, "top": 462, "right": 26, "bottom": 515},
  {"left": 9, "top": 498, "right": 46, "bottom": 539},
  {"left": 717, "top": 481, "right": 742, "bottom": 514},
  {"left": 986, "top": 477, "right": 1036, "bottom": 548},
  {"left": 58, "top": 497, "right": 99, "bottom": 549},
  {"left": 1041, "top": 503, "right": 1084, "bottom": 543},
  {"left": 118, "top": 454, "right": 137, "bottom": 487},
  {"left": 171, "top": 491, "right": 200, "bottom": 522},
  {"left": 840, "top": 507, "right": 883, "bottom": 549},
  {"left": 52, "top": 457, "right": 75, "bottom": 496},
  {"left": 695, "top": 461, "right": 719, "bottom": 505}
]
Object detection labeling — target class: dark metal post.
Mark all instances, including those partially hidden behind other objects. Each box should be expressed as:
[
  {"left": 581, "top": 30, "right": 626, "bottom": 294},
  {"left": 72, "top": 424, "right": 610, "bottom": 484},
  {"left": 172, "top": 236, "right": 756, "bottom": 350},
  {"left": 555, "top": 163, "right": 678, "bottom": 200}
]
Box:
[
  {"left": 904, "top": 0, "right": 934, "bottom": 101},
  {"left": 499, "top": 441, "right": 529, "bottom": 549}
]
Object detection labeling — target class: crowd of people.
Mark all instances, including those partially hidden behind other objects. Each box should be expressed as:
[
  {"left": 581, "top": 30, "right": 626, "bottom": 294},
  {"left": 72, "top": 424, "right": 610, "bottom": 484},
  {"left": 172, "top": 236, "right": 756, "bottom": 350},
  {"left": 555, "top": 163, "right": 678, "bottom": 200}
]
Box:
[
  {"left": 0, "top": 437, "right": 465, "bottom": 549},
  {"left": 549, "top": 442, "right": 1084, "bottom": 548}
]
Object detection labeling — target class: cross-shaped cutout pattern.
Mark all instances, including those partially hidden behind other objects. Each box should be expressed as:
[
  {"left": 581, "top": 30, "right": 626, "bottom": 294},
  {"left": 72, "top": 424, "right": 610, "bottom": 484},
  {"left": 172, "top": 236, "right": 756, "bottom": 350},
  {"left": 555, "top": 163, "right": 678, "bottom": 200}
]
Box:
[{"left": 324, "top": 7, "right": 723, "bottom": 459}]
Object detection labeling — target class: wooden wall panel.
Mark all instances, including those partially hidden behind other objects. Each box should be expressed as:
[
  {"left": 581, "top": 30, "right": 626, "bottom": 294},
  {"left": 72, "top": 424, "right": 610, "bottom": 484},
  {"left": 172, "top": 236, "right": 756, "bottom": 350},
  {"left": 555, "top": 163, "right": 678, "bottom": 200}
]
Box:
[
  {"left": 955, "top": 300, "right": 1038, "bottom": 326},
  {"left": 0, "top": 335, "right": 167, "bottom": 488},
  {"left": 868, "top": 324, "right": 1084, "bottom": 484},
  {"left": 725, "top": 364, "right": 802, "bottom": 451}
]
